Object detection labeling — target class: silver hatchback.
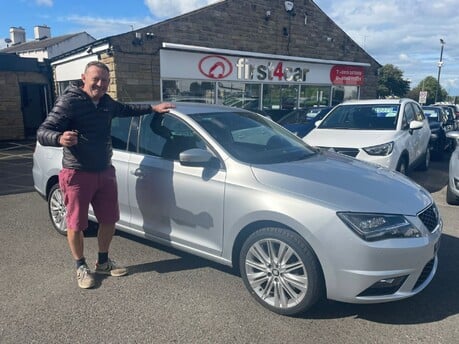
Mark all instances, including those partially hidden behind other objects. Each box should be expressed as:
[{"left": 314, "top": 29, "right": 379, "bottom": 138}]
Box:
[{"left": 33, "top": 103, "right": 442, "bottom": 316}]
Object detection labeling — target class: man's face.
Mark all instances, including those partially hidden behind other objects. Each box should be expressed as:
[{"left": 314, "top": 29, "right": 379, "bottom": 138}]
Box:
[{"left": 81, "top": 66, "right": 110, "bottom": 101}]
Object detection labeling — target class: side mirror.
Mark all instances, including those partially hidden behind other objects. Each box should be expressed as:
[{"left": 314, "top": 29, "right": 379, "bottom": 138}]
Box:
[
  {"left": 179, "top": 148, "right": 220, "bottom": 168},
  {"left": 314, "top": 119, "right": 323, "bottom": 128},
  {"left": 409, "top": 120, "right": 423, "bottom": 132}
]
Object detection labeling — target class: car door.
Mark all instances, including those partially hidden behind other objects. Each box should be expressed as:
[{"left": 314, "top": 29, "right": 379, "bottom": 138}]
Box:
[
  {"left": 93, "top": 116, "right": 135, "bottom": 228},
  {"left": 127, "top": 113, "right": 226, "bottom": 255},
  {"left": 411, "top": 102, "right": 430, "bottom": 157},
  {"left": 400, "top": 102, "right": 421, "bottom": 165}
]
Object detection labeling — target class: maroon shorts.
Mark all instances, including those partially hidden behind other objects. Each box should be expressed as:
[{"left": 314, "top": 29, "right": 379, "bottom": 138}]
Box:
[{"left": 59, "top": 166, "right": 120, "bottom": 232}]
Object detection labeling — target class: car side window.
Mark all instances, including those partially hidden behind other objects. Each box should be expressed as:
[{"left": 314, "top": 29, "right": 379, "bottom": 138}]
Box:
[
  {"left": 402, "top": 104, "right": 415, "bottom": 129},
  {"left": 111, "top": 117, "right": 132, "bottom": 150},
  {"left": 412, "top": 103, "right": 425, "bottom": 121},
  {"left": 138, "top": 113, "right": 207, "bottom": 160}
]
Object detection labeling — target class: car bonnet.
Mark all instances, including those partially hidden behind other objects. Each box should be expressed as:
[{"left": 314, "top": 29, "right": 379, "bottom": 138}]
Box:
[
  {"left": 250, "top": 150, "right": 432, "bottom": 215},
  {"left": 304, "top": 129, "right": 399, "bottom": 148}
]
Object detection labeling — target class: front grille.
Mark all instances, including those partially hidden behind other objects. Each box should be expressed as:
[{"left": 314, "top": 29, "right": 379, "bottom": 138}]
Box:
[
  {"left": 320, "top": 147, "right": 359, "bottom": 157},
  {"left": 412, "top": 259, "right": 435, "bottom": 290},
  {"left": 418, "top": 204, "right": 439, "bottom": 232}
]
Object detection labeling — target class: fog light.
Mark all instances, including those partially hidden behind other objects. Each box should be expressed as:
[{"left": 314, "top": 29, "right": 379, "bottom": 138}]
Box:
[
  {"left": 454, "top": 178, "right": 459, "bottom": 189},
  {"left": 358, "top": 275, "right": 408, "bottom": 297}
]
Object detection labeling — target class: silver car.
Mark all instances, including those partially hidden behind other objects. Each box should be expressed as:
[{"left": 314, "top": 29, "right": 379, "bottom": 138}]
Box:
[
  {"left": 33, "top": 103, "right": 442, "bottom": 316},
  {"left": 446, "top": 131, "right": 459, "bottom": 205}
]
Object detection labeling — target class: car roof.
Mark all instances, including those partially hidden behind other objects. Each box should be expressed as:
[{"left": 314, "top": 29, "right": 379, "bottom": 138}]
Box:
[
  {"left": 340, "top": 98, "right": 412, "bottom": 106},
  {"left": 171, "top": 102, "right": 255, "bottom": 115},
  {"left": 133, "top": 101, "right": 253, "bottom": 115}
]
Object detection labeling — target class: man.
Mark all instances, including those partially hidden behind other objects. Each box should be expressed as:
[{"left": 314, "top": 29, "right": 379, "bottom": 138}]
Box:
[{"left": 37, "top": 61, "right": 174, "bottom": 289}]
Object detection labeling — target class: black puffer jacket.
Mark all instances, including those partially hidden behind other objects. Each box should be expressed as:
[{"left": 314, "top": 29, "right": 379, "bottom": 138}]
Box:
[{"left": 37, "top": 85, "right": 152, "bottom": 171}]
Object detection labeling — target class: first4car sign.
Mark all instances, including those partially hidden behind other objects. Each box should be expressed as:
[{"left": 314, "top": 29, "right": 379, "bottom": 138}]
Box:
[
  {"left": 236, "top": 58, "right": 310, "bottom": 82},
  {"left": 160, "top": 49, "right": 366, "bottom": 86}
]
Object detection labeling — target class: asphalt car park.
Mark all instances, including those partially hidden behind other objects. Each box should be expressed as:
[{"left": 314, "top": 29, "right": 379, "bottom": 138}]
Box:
[{"left": 1, "top": 139, "right": 459, "bottom": 343}]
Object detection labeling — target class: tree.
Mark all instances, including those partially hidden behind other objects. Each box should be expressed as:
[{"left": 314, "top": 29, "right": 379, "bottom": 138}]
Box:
[
  {"left": 377, "top": 64, "right": 410, "bottom": 98},
  {"left": 406, "top": 76, "right": 448, "bottom": 104}
]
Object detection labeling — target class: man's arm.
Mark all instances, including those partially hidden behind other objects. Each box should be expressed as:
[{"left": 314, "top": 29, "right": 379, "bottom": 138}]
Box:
[
  {"left": 113, "top": 100, "right": 175, "bottom": 118},
  {"left": 37, "top": 98, "right": 73, "bottom": 147}
]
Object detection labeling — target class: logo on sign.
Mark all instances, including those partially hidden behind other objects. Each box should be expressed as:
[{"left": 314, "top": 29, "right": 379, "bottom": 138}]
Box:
[{"left": 198, "top": 55, "right": 233, "bottom": 79}]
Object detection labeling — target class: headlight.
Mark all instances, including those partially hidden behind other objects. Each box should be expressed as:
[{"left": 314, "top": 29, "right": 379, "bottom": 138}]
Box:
[
  {"left": 337, "top": 212, "right": 422, "bottom": 242},
  {"left": 363, "top": 142, "right": 394, "bottom": 156}
]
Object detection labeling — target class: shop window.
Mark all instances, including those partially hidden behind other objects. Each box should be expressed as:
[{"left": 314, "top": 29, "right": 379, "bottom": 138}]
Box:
[
  {"left": 162, "top": 79, "right": 215, "bottom": 104},
  {"left": 332, "top": 86, "right": 359, "bottom": 106},
  {"left": 299, "top": 86, "right": 331, "bottom": 108},
  {"left": 217, "top": 82, "right": 261, "bottom": 112},
  {"left": 262, "top": 85, "right": 299, "bottom": 122}
]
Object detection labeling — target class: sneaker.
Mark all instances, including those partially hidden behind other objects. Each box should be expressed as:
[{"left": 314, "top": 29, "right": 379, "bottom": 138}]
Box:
[
  {"left": 76, "top": 265, "right": 95, "bottom": 289},
  {"left": 95, "top": 258, "right": 128, "bottom": 277}
]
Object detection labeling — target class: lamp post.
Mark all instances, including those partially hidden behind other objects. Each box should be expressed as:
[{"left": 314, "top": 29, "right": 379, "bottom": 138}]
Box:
[{"left": 434, "top": 38, "right": 445, "bottom": 103}]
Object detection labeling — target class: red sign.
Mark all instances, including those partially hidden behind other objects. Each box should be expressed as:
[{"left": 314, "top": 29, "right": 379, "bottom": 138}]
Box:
[
  {"left": 198, "top": 55, "right": 233, "bottom": 79},
  {"left": 330, "top": 66, "right": 364, "bottom": 86}
]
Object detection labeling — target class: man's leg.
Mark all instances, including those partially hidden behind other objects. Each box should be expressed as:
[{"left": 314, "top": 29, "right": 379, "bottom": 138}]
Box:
[
  {"left": 59, "top": 168, "right": 96, "bottom": 289},
  {"left": 67, "top": 228, "right": 95, "bottom": 289},
  {"left": 93, "top": 167, "right": 127, "bottom": 277},
  {"left": 97, "top": 223, "right": 116, "bottom": 253},
  {"left": 67, "top": 229, "right": 84, "bottom": 260},
  {"left": 95, "top": 222, "right": 127, "bottom": 276}
]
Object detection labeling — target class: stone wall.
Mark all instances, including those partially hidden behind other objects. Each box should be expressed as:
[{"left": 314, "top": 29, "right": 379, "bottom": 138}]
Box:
[
  {"left": 0, "top": 71, "right": 49, "bottom": 140},
  {"left": 108, "top": 0, "right": 380, "bottom": 101},
  {"left": 0, "top": 72, "right": 23, "bottom": 140}
]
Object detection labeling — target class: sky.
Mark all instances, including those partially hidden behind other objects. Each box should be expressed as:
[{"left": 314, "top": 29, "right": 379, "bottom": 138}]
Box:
[{"left": 1, "top": 0, "right": 458, "bottom": 95}]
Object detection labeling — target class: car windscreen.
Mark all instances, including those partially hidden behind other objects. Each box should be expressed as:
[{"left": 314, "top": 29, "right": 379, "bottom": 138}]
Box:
[
  {"left": 190, "top": 111, "right": 317, "bottom": 164},
  {"left": 319, "top": 105, "right": 399, "bottom": 130},
  {"left": 422, "top": 108, "right": 439, "bottom": 121}
]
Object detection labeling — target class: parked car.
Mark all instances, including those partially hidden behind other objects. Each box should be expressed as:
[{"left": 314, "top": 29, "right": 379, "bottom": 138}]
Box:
[
  {"left": 33, "top": 103, "right": 442, "bottom": 316},
  {"left": 304, "top": 98, "right": 431, "bottom": 175},
  {"left": 446, "top": 131, "right": 459, "bottom": 205},
  {"left": 278, "top": 106, "right": 333, "bottom": 137},
  {"left": 435, "top": 105, "right": 458, "bottom": 130},
  {"left": 422, "top": 105, "right": 456, "bottom": 157},
  {"left": 434, "top": 102, "right": 459, "bottom": 121}
]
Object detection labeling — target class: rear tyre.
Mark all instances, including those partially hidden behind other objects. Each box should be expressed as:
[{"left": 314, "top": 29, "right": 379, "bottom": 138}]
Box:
[
  {"left": 239, "top": 227, "right": 324, "bottom": 316},
  {"left": 47, "top": 183, "right": 99, "bottom": 236},
  {"left": 48, "top": 183, "right": 67, "bottom": 236}
]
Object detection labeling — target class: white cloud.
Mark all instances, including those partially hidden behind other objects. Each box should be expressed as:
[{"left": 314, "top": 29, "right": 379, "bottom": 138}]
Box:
[
  {"left": 144, "top": 0, "right": 221, "bottom": 18},
  {"left": 315, "top": 0, "right": 459, "bottom": 94},
  {"left": 62, "top": 15, "right": 156, "bottom": 38},
  {"left": 35, "top": 0, "right": 53, "bottom": 6}
]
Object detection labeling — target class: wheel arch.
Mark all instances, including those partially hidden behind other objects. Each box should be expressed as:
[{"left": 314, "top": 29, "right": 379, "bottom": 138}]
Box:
[
  {"left": 231, "top": 220, "right": 324, "bottom": 281},
  {"left": 46, "top": 175, "right": 59, "bottom": 200},
  {"left": 396, "top": 150, "right": 409, "bottom": 172}
]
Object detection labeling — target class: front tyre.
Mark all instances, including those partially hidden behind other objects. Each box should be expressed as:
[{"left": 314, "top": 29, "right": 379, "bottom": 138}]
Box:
[
  {"left": 48, "top": 183, "right": 67, "bottom": 236},
  {"left": 417, "top": 147, "right": 430, "bottom": 171},
  {"left": 446, "top": 183, "right": 459, "bottom": 205},
  {"left": 239, "top": 227, "right": 324, "bottom": 316}
]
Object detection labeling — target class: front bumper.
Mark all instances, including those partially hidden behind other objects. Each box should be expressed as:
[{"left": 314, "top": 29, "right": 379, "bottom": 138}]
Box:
[{"left": 320, "top": 213, "right": 442, "bottom": 304}]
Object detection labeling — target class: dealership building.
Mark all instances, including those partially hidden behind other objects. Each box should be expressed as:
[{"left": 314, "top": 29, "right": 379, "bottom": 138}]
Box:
[{"left": 1, "top": 0, "right": 381, "bottom": 139}]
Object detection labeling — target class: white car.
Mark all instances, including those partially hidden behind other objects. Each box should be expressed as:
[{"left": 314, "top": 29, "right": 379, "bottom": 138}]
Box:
[
  {"left": 303, "top": 98, "right": 431, "bottom": 174},
  {"left": 446, "top": 131, "right": 459, "bottom": 204}
]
